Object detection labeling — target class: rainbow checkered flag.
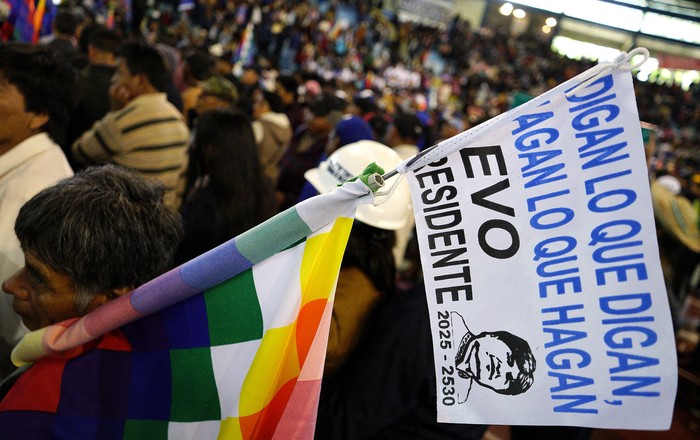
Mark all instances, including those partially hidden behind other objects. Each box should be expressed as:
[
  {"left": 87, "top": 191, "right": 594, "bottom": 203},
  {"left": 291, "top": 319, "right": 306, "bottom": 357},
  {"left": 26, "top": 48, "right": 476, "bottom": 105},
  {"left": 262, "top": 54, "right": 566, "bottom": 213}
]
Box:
[{"left": 0, "top": 181, "right": 373, "bottom": 439}]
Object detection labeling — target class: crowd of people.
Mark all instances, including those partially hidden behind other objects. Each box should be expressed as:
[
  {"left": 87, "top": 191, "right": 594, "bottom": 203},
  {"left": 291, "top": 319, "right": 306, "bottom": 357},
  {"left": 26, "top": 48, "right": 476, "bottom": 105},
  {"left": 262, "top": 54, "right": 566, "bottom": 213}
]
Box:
[{"left": 1, "top": 0, "right": 699, "bottom": 437}]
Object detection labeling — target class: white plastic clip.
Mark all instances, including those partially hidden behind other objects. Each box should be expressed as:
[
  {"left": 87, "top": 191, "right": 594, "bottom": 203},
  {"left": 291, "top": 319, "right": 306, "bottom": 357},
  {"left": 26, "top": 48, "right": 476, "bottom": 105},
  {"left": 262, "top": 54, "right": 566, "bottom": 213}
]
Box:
[
  {"left": 564, "top": 47, "right": 649, "bottom": 98},
  {"left": 365, "top": 173, "right": 385, "bottom": 192},
  {"left": 373, "top": 172, "right": 404, "bottom": 206}
]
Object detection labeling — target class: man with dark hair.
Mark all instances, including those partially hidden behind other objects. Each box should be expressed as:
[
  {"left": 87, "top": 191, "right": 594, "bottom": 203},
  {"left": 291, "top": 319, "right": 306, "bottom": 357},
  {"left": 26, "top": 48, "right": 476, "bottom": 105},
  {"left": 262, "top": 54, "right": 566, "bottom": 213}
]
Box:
[
  {"left": 0, "top": 43, "right": 77, "bottom": 379},
  {"left": 0, "top": 164, "right": 182, "bottom": 393},
  {"left": 451, "top": 311, "right": 536, "bottom": 402},
  {"left": 64, "top": 26, "right": 122, "bottom": 160},
  {"left": 45, "top": 9, "right": 78, "bottom": 60},
  {"left": 71, "top": 42, "right": 189, "bottom": 207}
]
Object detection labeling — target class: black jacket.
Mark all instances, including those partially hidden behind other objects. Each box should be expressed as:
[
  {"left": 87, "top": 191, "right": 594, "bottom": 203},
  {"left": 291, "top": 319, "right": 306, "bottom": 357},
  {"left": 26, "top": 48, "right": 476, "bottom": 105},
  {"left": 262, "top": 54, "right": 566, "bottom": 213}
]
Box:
[{"left": 315, "top": 282, "right": 488, "bottom": 439}]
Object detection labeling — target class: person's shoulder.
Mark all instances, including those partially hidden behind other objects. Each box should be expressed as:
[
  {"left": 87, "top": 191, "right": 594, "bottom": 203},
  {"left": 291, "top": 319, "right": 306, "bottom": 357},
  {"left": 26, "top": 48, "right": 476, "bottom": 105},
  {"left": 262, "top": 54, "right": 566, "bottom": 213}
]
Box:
[
  {"left": 0, "top": 147, "right": 72, "bottom": 211},
  {"left": 1, "top": 135, "right": 72, "bottom": 176},
  {"left": 259, "top": 112, "right": 292, "bottom": 129},
  {"left": 16, "top": 152, "right": 73, "bottom": 194},
  {"left": 130, "top": 93, "right": 166, "bottom": 107},
  {"left": 0, "top": 365, "right": 30, "bottom": 402},
  {"left": 337, "top": 267, "right": 382, "bottom": 301},
  {"left": 119, "top": 94, "right": 185, "bottom": 122}
]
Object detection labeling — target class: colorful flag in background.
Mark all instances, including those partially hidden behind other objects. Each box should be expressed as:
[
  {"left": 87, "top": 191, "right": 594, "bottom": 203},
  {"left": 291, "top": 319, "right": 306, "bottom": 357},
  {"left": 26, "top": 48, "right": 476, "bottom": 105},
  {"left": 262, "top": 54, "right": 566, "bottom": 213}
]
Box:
[
  {"left": 0, "top": 0, "right": 55, "bottom": 42},
  {"left": 31, "top": 0, "right": 44, "bottom": 42},
  {"left": 3, "top": 0, "right": 35, "bottom": 42},
  {"left": 234, "top": 21, "right": 255, "bottom": 70},
  {"left": 105, "top": 4, "right": 114, "bottom": 29},
  {"left": 0, "top": 181, "right": 374, "bottom": 439}
]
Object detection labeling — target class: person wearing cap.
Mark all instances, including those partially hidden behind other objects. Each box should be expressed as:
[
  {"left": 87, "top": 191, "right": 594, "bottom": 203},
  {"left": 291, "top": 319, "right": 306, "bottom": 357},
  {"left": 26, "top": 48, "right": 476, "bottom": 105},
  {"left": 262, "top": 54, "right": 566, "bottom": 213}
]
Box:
[
  {"left": 276, "top": 93, "right": 344, "bottom": 209},
  {"left": 294, "top": 113, "right": 375, "bottom": 205},
  {"left": 192, "top": 75, "right": 239, "bottom": 126},
  {"left": 412, "top": 94, "right": 433, "bottom": 150},
  {"left": 328, "top": 114, "right": 375, "bottom": 154},
  {"left": 304, "top": 140, "right": 413, "bottom": 376},
  {"left": 351, "top": 89, "right": 392, "bottom": 142}
]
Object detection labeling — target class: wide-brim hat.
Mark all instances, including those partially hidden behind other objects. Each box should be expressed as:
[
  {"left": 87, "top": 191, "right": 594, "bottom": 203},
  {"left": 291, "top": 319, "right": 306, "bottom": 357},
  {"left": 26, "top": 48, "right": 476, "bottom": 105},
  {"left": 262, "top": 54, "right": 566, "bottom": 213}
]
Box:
[
  {"left": 651, "top": 180, "right": 700, "bottom": 253},
  {"left": 304, "top": 140, "right": 412, "bottom": 231}
]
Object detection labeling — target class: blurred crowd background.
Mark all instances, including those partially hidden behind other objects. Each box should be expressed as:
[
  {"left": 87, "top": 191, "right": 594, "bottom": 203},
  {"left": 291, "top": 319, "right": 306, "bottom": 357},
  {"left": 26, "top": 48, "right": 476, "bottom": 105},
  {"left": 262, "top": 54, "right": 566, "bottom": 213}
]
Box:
[{"left": 1, "top": 0, "right": 700, "bottom": 433}]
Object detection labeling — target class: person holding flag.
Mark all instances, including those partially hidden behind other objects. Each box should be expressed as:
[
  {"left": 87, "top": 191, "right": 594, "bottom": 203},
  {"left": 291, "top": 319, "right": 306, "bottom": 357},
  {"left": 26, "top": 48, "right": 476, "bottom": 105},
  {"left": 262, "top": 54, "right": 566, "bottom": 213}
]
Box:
[
  {"left": 0, "top": 153, "right": 380, "bottom": 438},
  {"left": 0, "top": 165, "right": 183, "bottom": 398}
]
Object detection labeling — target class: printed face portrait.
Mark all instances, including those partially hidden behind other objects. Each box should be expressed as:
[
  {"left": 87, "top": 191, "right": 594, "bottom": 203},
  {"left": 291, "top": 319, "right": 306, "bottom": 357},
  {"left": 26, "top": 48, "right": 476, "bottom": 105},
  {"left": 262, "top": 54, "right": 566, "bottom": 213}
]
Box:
[{"left": 456, "top": 333, "right": 523, "bottom": 393}]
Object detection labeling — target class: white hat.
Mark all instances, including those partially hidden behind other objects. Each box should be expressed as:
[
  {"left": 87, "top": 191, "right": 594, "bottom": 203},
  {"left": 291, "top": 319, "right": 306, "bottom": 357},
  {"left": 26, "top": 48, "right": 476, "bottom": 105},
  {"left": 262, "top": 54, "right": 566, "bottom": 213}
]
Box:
[
  {"left": 655, "top": 174, "right": 682, "bottom": 195},
  {"left": 305, "top": 140, "right": 412, "bottom": 230}
]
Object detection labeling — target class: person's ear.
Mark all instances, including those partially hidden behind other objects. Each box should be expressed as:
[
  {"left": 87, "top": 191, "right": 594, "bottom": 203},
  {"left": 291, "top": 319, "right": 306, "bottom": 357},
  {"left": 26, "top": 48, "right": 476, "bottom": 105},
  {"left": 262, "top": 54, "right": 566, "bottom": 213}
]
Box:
[
  {"left": 134, "top": 73, "right": 145, "bottom": 89},
  {"left": 28, "top": 113, "right": 49, "bottom": 132},
  {"left": 108, "top": 286, "right": 133, "bottom": 300},
  {"left": 135, "top": 72, "right": 153, "bottom": 92},
  {"left": 85, "top": 286, "right": 132, "bottom": 312}
]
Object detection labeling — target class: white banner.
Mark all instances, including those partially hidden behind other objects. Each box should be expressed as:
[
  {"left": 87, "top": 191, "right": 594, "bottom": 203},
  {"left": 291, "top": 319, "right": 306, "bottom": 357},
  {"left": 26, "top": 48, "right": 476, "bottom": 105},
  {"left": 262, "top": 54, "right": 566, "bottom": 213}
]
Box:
[{"left": 405, "top": 67, "right": 677, "bottom": 429}]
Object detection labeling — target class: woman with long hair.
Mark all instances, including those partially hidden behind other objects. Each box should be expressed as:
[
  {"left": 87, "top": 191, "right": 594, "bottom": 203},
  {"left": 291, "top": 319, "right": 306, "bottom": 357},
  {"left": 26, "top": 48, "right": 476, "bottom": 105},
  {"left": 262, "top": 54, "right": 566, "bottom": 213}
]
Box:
[{"left": 174, "top": 109, "right": 278, "bottom": 265}]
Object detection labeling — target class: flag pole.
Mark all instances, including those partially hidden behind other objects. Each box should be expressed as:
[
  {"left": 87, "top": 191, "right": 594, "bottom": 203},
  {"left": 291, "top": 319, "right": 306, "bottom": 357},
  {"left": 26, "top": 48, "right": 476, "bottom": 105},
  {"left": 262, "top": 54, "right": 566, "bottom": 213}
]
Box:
[{"left": 382, "top": 145, "right": 437, "bottom": 181}]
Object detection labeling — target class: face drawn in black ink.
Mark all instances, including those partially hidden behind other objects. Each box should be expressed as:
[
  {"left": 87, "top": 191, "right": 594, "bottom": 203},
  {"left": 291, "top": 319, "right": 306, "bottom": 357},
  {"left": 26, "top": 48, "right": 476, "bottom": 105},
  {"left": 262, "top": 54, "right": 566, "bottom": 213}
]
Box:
[{"left": 451, "top": 311, "right": 536, "bottom": 403}]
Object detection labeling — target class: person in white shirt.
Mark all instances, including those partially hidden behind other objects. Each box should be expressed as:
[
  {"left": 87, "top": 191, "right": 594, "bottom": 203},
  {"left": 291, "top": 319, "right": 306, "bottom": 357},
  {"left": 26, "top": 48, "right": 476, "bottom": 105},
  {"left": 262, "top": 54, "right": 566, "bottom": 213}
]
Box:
[{"left": 0, "top": 43, "right": 76, "bottom": 379}]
